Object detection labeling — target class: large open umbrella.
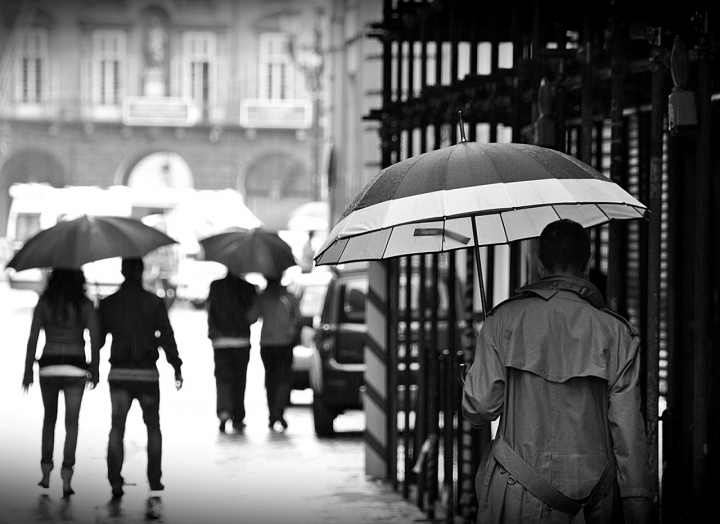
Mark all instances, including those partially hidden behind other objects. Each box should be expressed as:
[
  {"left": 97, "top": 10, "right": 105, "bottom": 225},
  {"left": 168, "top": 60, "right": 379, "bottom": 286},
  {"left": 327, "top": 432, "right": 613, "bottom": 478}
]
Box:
[
  {"left": 6, "top": 214, "right": 177, "bottom": 271},
  {"left": 314, "top": 138, "right": 647, "bottom": 316},
  {"left": 199, "top": 228, "right": 297, "bottom": 279}
]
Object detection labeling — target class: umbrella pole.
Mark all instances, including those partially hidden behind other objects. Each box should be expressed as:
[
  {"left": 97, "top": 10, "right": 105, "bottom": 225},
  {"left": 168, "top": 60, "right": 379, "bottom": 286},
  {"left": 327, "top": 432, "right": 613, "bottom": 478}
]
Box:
[{"left": 470, "top": 218, "right": 488, "bottom": 321}]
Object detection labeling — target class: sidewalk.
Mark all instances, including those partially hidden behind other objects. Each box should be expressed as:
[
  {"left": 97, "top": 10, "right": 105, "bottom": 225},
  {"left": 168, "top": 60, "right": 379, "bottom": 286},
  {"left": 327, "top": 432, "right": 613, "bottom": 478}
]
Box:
[{"left": 0, "top": 286, "right": 431, "bottom": 524}]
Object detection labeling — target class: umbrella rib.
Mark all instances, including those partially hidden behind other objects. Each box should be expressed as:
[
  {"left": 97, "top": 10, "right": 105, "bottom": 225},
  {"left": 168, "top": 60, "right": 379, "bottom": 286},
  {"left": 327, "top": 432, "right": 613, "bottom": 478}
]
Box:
[
  {"left": 499, "top": 213, "right": 509, "bottom": 244},
  {"left": 596, "top": 203, "right": 612, "bottom": 222},
  {"left": 378, "top": 228, "right": 393, "bottom": 260}
]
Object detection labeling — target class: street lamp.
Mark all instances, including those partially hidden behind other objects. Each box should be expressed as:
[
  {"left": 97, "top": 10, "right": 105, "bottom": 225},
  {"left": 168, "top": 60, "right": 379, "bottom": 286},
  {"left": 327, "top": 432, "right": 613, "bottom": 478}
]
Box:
[{"left": 286, "top": 7, "right": 326, "bottom": 202}]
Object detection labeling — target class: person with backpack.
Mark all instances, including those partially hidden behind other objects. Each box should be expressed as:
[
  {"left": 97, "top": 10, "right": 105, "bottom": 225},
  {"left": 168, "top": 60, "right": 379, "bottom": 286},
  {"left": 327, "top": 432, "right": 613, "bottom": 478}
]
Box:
[{"left": 256, "top": 276, "right": 301, "bottom": 431}]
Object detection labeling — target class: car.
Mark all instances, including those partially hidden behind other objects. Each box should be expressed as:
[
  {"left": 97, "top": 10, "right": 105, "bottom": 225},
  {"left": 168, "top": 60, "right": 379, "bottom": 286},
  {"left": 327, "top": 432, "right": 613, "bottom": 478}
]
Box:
[
  {"left": 310, "top": 259, "right": 464, "bottom": 437},
  {"left": 286, "top": 267, "right": 332, "bottom": 392},
  {"left": 310, "top": 262, "right": 369, "bottom": 436}
]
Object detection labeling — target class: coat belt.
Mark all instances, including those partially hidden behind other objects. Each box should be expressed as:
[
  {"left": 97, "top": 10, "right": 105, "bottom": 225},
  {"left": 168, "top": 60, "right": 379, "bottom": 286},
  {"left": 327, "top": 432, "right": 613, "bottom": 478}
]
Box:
[{"left": 492, "top": 438, "right": 617, "bottom": 516}]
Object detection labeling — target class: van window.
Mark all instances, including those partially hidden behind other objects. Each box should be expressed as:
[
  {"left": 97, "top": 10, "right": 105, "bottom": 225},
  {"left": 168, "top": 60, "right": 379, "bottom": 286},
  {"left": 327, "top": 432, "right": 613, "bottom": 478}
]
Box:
[
  {"left": 14, "top": 213, "right": 41, "bottom": 242},
  {"left": 299, "top": 283, "right": 327, "bottom": 318},
  {"left": 340, "top": 281, "right": 366, "bottom": 323}
]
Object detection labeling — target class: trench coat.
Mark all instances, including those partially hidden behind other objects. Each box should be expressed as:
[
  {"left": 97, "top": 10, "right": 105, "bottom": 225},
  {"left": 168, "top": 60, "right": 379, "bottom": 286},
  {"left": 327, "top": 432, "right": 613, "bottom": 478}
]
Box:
[{"left": 462, "top": 276, "right": 654, "bottom": 524}]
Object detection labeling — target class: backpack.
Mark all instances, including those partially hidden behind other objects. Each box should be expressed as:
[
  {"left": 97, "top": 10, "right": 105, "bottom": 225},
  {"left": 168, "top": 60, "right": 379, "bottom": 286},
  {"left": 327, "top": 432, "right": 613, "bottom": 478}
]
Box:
[{"left": 279, "top": 293, "right": 302, "bottom": 345}]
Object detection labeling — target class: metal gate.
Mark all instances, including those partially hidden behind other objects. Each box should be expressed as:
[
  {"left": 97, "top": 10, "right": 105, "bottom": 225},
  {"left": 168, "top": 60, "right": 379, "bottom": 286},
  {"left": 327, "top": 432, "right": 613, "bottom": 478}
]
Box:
[{"left": 366, "top": 0, "right": 718, "bottom": 521}]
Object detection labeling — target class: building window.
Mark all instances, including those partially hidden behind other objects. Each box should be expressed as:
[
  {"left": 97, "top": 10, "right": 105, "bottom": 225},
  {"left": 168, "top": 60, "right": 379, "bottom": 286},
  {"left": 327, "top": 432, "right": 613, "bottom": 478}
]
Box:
[
  {"left": 92, "top": 30, "right": 126, "bottom": 105},
  {"left": 17, "top": 29, "right": 48, "bottom": 104},
  {"left": 258, "top": 33, "right": 297, "bottom": 100},
  {"left": 181, "top": 32, "right": 216, "bottom": 110}
]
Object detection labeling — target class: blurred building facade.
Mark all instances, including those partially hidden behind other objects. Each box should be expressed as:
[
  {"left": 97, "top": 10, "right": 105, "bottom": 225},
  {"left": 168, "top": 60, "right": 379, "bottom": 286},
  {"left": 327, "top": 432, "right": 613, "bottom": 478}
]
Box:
[
  {"left": 324, "top": 0, "right": 383, "bottom": 228},
  {"left": 0, "top": 0, "right": 332, "bottom": 233}
]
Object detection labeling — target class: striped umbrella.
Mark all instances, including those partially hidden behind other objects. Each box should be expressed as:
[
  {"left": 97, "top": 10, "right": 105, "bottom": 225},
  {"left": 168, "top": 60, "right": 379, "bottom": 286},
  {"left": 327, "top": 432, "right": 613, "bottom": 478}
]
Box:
[{"left": 314, "top": 140, "right": 647, "bottom": 316}]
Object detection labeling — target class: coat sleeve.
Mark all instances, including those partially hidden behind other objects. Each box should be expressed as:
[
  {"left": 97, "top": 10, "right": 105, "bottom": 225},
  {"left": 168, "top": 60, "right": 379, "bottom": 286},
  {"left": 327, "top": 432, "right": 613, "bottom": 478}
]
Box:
[
  {"left": 206, "top": 281, "right": 219, "bottom": 339},
  {"left": 23, "top": 301, "right": 44, "bottom": 384},
  {"left": 607, "top": 328, "right": 655, "bottom": 511},
  {"left": 153, "top": 299, "right": 182, "bottom": 376},
  {"left": 462, "top": 314, "right": 505, "bottom": 425},
  {"left": 244, "top": 286, "right": 260, "bottom": 325},
  {"left": 84, "top": 300, "right": 103, "bottom": 381}
]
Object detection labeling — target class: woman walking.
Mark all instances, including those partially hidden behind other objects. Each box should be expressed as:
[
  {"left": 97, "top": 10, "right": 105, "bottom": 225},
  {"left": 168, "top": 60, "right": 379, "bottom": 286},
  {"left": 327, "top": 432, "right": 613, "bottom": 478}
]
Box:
[
  {"left": 23, "top": 268, "right": 102, "bottom": 496},
  {"left": 257, "top": 277, "right": 301, "bottom": 431}
]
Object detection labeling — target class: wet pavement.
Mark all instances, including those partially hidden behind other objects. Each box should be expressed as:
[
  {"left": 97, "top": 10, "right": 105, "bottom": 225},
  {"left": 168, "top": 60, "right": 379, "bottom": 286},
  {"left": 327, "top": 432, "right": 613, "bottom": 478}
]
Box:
[{"left": 0, "top": 282, "right": 429, "bottom": 524}]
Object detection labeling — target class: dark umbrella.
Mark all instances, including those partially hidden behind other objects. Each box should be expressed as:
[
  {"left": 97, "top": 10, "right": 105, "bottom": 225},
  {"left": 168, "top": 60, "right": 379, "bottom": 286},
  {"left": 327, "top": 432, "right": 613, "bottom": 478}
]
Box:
[
  {"left": 314, "top": 135, "right": 647, "bottom": 317},
  {"left": 199, "top": 228, "right": 297, "bottom": 279},
  {"left": 6, "top": 214, "right": 177, "bottom": 271}
]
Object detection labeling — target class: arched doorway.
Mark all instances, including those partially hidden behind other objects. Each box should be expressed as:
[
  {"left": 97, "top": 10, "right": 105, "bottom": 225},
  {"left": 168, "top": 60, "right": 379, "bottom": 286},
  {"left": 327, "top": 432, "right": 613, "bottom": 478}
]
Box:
[
  {"left": 244, "top": 152, "right": 310, "bottom": 230},
  {"left": 0, "top": 149, "right": 65, "bottom": 239},
  {"left": 125, "top": 151, "right": 193, "bottom": 190}
]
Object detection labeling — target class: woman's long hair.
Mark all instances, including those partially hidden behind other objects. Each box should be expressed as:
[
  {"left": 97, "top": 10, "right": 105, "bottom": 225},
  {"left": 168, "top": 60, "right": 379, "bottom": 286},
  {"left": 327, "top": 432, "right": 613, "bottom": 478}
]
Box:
[{"left": 42, "top": 269, "right": 87, "bottom": 323}]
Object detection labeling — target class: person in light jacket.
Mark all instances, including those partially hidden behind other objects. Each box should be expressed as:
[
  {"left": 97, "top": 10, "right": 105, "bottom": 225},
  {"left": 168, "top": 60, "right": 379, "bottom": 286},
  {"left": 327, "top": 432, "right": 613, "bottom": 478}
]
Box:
[
  {"left": 462, "top": 219, "right": 655, "bottom": 523},
  {"left": 256, "top": 276, "right": 301, "bottom": 431}
]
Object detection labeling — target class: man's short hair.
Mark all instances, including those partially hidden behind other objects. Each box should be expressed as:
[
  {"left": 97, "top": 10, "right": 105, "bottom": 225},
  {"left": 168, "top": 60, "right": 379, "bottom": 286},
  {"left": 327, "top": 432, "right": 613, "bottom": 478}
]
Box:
[
  {"left": 121, "top": 258, "right": 144, "bottom": 280},
  {"left": 538, "top": 219, "right": 591, "bottom": 275}
]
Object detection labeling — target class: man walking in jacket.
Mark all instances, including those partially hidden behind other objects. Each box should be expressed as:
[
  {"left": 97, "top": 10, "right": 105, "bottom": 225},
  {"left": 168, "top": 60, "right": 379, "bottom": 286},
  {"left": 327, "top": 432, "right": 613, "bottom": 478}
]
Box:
[
  {"left": 207, "top": 272, "right": 259, "bottom": 432},
  {"left": 462, "top": 219, "right": 654, "bottom": 523},
  {"left": 99, "top": 258, "right": 183, "bottom": 497}
]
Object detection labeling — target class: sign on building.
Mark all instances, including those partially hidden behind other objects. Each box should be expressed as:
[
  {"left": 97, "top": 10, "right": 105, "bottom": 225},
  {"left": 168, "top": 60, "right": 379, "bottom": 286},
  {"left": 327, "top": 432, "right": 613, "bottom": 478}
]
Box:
[
  {"left": 122, "top": 96, "right": 197, "bottom": 126},
  {"left": 239, "top": 99, "right": 312, "bottom": 129}
]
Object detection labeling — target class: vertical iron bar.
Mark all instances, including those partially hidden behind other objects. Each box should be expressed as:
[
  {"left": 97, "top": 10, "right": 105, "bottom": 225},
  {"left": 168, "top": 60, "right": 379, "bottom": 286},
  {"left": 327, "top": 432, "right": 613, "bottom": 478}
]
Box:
[
  {"left": 403, "top": 255, "right": 414, "bottom": 499},
  {"left": 692, "top": 30, "right": 710, "bottom": 512},
  {"left": 416, "top": 6, "right": 429, "bottom": 505},
  {"left": 446, "top": 6, "right": 459, "bottom": 520},
  {"left": 388, "top": 258, "right": 399, "bottom": 486},
  {"left": 606, "top": 2, "right": 627, "bottom": 315},
  {"left": 381, "top": 0, "right": 393, "bottom": 169},
  {"left": 428, "top": 254, "right": 440, "bottom": 519},
  {"left": 416, "top": 254, "right": 428, "bottom": 509},
  {"left": 445, "top": 250, "right": 458, "bottom": 522},
  {"left": 460, "top": 122, "right": 480, "bottom": 523},
  {"left": 645, "top": 44, "right": 665, "bottom": 503},
  {"left": 580, "top": 10, "right": 593, "bottom": 167}
]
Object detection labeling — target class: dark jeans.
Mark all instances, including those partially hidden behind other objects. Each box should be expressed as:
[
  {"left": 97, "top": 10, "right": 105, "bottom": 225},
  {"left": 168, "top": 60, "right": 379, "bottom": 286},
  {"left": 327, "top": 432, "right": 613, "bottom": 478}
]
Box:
[
  {"left": 108, "top": 381, "right": 162, "bottom": 489},
  {"left": 260, "top": 345, "right": 293, "bottom": 420},
  {"left": 39, "top": 376, "right": 86, "bottom": 469},
  {"left": 213, "top": 346, "right": 251, "bottom": 423}
]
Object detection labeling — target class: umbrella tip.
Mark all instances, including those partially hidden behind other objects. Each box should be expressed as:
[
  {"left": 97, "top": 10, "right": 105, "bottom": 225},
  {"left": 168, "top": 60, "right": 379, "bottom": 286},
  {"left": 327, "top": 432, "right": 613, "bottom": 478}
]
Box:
[{"left": 457, "top": 111, "right": 467, "bottom": 143}]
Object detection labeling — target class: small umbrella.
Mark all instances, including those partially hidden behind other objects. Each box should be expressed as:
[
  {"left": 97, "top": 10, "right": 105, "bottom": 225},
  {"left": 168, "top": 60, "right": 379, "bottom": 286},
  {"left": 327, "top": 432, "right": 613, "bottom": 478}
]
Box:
[
  {"left": 314, "top": 133, "right": 647, "bottom": 317},
  {"left": 6, "top": 214, "right": 178, "bottom": 271},
  {"left": 199, "top": 228, "right": 297, "bottom": 279}
]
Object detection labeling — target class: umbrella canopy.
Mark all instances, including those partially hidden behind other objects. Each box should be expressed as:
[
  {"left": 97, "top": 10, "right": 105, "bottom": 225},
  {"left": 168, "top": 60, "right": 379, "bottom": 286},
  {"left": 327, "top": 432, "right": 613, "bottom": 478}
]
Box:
[
  {"left": 314, "top": 142, "right": 647, "bottom": 266},
  {"left": 199, "top": 228, "right": 297, "bottom": 279},
  {"left": 6, "top": 214, "right": 178, "bottom": 271}
]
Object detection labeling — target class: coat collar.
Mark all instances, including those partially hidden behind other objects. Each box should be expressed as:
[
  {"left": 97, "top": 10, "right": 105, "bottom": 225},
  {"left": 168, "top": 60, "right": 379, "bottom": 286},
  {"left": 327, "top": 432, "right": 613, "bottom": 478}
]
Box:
[{"left": 516, "top": 275, "right": 606, "bottom": 310}]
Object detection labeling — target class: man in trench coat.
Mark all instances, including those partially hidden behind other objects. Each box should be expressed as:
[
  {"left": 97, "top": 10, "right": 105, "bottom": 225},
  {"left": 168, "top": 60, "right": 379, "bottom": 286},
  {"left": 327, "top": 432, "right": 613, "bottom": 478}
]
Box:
[{"left": 462, "top": 219, "right": 655, "bottom": 523}]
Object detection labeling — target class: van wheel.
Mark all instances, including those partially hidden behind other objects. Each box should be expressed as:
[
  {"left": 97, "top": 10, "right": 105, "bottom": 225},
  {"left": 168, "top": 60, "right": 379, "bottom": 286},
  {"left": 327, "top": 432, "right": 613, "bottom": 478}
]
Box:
[{"left": 312, "top": 394, "right": 335, "bottom": 437}]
